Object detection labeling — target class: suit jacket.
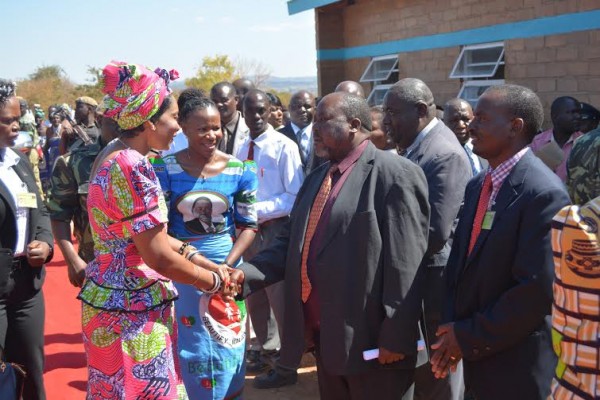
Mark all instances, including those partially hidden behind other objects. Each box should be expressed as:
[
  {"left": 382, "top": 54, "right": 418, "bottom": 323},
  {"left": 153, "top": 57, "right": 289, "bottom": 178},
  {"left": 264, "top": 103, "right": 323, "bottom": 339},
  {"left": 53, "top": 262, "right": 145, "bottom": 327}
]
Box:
[
  {"left": 445, "top": 150, "right": 570, "bottom": 400},
  {"left": 0, "top": 149, "right": 53, "bottom": 293},
  {"left": 240, "top": 142, "right": 430, "bottom": 375},
  {"left": 219, "top": 112, "right": 249, "bottom": 156},
  {"left": 406, "top": 120, "right": 472, "bottom": 268},
  {"left": 280, "top": 122, "right": 326, "bottom": 175}
]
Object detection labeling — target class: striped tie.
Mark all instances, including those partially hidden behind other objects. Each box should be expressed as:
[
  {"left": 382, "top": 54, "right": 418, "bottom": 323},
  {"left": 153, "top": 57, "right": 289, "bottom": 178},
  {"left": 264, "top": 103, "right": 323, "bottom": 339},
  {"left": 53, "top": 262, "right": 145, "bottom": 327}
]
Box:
[{"left": 301, "top": 165, "right": 336, "bottom": 302}]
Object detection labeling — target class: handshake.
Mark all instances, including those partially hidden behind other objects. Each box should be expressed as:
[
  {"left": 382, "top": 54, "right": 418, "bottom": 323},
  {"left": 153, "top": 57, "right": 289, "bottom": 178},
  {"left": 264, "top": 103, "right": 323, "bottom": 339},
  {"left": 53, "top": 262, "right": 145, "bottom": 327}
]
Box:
[{"left": 197, "top": 262, "right": 246, "bottom": 300}]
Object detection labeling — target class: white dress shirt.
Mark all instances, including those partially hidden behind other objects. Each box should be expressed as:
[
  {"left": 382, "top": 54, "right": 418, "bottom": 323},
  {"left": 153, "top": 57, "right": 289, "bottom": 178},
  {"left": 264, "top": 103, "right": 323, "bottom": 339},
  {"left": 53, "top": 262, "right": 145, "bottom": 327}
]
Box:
[
  {"left": 236, "top": 127, "right": 304, "bottom": 224},
  {"left": 0, "top": 148, "right": 30, "bottom": 255},
  {"left": 291, "top": 122, "right": 313, "bottom": 162},
  {"left": 405, "top": 117, "right": 439, "bottom": 157}
]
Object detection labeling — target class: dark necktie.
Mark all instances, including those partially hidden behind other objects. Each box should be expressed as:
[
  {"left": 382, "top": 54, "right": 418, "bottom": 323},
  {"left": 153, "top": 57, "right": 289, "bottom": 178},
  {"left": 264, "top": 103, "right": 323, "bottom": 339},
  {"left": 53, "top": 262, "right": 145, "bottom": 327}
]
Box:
[
  {"left": 468, "top": 173, "right": 493, "bottom": 255},
  {"left": 464, "top": 145, "right": 477, "bottom": 175},
  {"left": 247, "top": 141, "right": 255, "bottom": 161}
]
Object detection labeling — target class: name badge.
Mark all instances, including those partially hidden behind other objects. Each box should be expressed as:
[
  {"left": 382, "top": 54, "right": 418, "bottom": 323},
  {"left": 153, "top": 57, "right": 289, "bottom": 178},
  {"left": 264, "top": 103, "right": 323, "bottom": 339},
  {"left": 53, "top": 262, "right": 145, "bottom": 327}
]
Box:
[
  {"left": 17, "top": 192, "right": 37, "bottom": 208},
  {"left": 482, "top": 211, "right": 495, "bottom": 230}
]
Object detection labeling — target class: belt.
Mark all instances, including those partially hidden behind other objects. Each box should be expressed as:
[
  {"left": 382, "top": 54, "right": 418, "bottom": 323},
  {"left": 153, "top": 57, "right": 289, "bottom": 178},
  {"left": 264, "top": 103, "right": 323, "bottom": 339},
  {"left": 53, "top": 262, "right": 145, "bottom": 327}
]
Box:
[
  {"left": 259, "top": 216, "right": 289, "bottom": 229},
  {"left": 12, "top": 256, "right": 26, "bottom": 269}
]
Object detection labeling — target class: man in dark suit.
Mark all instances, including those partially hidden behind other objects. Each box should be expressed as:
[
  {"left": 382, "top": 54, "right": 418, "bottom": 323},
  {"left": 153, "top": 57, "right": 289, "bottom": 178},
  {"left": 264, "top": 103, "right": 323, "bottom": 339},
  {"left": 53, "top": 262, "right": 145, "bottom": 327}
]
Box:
[
  {"left": 232, "top": 92, "right": 430, "bottom": 399},
  {"left": 279, "top": 90, "right": 326, "bottom": 175},
  {"left": 0, "top": 83, "right": 54, "bottom": 400},
  {"left": 431, "top": 84, "right": 571, "bottom": 399},
  {"left": 383, "top": 78, "right": 472, "bottom": 400}
]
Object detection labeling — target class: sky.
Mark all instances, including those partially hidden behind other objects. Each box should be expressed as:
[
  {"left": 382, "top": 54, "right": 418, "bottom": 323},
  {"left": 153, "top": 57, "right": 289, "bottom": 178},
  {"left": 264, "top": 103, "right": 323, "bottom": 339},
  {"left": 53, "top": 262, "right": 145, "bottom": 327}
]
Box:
[{"left": 2, "top": 0, "right": 317, "bottom": 84}]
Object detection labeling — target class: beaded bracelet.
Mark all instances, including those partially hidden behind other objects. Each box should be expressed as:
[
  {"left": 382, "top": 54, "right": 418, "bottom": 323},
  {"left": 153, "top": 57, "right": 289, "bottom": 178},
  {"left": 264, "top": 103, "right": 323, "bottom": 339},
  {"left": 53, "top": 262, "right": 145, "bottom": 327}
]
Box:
[{"left": 178, "top": 242, "right": 190, "bottom": 255}]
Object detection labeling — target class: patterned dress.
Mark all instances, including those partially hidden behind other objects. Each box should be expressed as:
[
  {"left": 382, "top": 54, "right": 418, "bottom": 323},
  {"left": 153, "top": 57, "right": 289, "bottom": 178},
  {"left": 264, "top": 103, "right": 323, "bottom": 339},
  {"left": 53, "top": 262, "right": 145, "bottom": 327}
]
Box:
[
  {"left": 155, "top": 154, "right": 257, "bottom": 400},
  {"left": 78, "top": 148, "right": 187, "bottom": 399},
  {"left": 551, "top": 197, "right": 600, "bottom": 399}
]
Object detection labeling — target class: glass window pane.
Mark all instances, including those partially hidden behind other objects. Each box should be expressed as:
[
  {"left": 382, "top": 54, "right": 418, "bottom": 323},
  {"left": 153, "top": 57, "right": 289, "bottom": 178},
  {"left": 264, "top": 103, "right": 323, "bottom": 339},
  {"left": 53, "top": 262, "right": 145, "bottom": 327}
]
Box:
[
  {"left": 361, "top": 57, "right": 398, "bottom": 82},
  {"left": 367, "top": 85, "right": 392, "bottom": 106},
  {"left": 450, "top": 44, "right": 504, "bottom": 79}
]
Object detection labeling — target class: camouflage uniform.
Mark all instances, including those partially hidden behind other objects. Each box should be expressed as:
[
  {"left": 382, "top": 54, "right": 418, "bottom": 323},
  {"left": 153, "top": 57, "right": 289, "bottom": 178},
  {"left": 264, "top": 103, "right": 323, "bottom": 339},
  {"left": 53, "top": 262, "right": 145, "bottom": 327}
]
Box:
[
  {"left": 46, "top": 139, "right": 105, "bottom": 262},
  {"left": 19, "top": 116, "right": 44, "bottom": 198},
  {"left": 566, "top": 126, "right": 600, "bottom": 205}
]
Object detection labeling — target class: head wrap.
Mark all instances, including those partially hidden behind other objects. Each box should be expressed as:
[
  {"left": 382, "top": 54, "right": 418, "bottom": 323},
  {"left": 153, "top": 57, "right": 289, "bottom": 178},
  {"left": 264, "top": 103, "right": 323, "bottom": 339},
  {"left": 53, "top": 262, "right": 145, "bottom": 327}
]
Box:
[
  {"left": 76, "top": 96, "right": 98, "bottom": 107},
  {"left": 100, "top": 61, "right": 179, "bottom": 130}
]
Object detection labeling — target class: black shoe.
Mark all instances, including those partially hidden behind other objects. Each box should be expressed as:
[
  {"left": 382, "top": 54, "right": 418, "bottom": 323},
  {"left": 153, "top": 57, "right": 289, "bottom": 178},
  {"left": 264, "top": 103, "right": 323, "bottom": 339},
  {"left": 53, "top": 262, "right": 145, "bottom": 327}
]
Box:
[
  {"left": 253, "top": 369, "right": 298, "bottom": 389},
  {"left": 246, "top": 350, "right": 269, "bottom": 373}
]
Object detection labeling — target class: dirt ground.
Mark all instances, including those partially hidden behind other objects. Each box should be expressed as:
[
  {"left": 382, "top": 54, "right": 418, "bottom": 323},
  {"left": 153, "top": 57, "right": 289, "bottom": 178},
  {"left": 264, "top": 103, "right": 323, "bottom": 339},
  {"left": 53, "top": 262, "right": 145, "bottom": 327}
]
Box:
[{"left": 244, "top": 353, "right": 319, "bottom": 399}]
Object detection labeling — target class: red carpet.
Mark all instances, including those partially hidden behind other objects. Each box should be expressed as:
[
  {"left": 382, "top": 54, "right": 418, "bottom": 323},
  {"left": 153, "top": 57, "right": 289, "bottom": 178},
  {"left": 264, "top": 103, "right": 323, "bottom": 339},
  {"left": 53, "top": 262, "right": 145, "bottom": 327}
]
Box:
[{"left": 42, "top": 246, "right": 87, "bottom": 399}]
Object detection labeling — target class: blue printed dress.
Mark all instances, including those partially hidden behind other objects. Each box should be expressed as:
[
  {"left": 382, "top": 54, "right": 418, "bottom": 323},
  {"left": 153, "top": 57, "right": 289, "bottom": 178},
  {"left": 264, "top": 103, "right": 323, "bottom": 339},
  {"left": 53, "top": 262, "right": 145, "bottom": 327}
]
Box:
[{"left": 154, "top": 154, "right": 257, "bottom": 400}]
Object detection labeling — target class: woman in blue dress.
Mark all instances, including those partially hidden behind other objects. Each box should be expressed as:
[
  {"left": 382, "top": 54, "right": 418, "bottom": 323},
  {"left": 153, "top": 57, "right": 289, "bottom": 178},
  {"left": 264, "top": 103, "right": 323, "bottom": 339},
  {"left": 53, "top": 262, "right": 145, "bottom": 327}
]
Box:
[{"left": 155, "top": 96, "right": 258, "bottom": 399}]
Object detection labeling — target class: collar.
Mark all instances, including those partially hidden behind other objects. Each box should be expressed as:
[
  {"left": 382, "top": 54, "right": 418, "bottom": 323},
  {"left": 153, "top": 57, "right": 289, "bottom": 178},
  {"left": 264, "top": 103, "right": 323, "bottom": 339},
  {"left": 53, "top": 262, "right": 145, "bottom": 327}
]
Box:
[
  {"left": 291, "top": 122, "right": 312, "bottom": 136},
  {"left": 225, "top": 111, "right": 241, "bottom": 133},
  {"left": 251, "top": 126, "right": 278, "bottom": 147},
  {"left": 0, "top": 148, "right": 20, "bottom": 167},
  {"left": 405, "top": 118, "right": 438, "bottom": 156},
  {"left": 337, "top": 139, "right": 369, "bottom": 174},
  {"left": 488, "top": 147, "right": 529, "bottom": 189}
]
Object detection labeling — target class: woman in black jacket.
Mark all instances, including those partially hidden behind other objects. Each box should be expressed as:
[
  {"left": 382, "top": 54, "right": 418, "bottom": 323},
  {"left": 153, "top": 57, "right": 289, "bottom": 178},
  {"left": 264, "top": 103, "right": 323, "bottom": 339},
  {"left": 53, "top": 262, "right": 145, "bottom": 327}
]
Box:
[{"left": 0, "top": 79, "right": 53, "bottom": 400}]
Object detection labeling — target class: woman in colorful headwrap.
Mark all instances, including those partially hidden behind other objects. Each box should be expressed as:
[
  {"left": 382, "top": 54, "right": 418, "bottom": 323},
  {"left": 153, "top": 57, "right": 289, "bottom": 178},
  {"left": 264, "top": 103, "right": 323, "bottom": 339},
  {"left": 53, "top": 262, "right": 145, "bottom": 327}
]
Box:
[
  {"left": 79, "top": 61, "right": 233, "bottom": 399},
  {"left": 155, "top": 96, "right": 258, "bottom": 399}
]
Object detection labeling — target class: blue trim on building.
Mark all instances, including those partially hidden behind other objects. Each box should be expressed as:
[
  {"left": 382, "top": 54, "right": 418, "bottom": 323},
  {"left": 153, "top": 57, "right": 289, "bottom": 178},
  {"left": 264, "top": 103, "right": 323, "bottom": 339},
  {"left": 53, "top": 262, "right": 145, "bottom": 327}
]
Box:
[
  {"left": 318, "top": 10, "right": 600, "bottom": 60},
  {"left": 288, "top": 0, "right": 340, "bottom": 15}
]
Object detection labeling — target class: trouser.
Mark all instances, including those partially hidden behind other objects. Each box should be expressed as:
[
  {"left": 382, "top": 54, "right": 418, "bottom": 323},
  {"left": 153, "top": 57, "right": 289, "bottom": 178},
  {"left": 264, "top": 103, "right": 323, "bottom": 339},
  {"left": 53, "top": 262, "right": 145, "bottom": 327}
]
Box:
[
  {"left": 315, "top": 349, "right": 415, "bottom": 400},
  {"left": 413, "top": 266, "right": 464, "bottom": 400},
  {"left": 0, "top": 266, "right": 46, "bottom": 400},
  {"left": 245, "top": 217, "right": 288, "bottom": 352}
]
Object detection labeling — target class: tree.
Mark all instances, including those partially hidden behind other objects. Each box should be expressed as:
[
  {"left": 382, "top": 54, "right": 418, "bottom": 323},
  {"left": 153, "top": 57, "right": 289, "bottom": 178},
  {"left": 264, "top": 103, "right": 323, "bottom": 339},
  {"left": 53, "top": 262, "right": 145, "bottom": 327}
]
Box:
[
  {"left": 73, "top": 66, "right": 104, "bottom": 101},
  {"left": 17, "top": 65, "right": 74, "bottom": 110},
  {"left": 185, "top": 55, "right": 237, "bottom": 93},
  {"left": 233, "top": 57, "right": 272, "bottom": 89}
]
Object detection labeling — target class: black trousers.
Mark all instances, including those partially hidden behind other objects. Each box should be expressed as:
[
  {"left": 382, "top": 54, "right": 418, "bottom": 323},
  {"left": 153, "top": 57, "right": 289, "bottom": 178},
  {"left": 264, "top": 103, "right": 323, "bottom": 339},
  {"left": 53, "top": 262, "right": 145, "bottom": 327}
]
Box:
[
  {"left": 315, "top": 350, "right": 415, "bottom": 400},
  {"left": 0, "top": 265, "right": 46, "bottom": 400}
]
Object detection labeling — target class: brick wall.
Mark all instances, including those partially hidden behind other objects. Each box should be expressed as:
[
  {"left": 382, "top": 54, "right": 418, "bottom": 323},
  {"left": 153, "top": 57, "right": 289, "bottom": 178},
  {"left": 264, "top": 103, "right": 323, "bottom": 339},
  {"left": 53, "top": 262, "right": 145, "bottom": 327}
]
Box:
[
  {"left": 507, "top": 30, "right": 600, "bottom": 129},
  {"left": 316, "top": 0, "right": 600, "bottom": 118}
]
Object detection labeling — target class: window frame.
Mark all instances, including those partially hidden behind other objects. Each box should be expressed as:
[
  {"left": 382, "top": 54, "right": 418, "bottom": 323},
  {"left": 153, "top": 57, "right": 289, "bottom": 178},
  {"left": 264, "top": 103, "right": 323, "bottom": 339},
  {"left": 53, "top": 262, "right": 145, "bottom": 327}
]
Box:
[
  {"left": 449, "top": 42, "right": 505, "bottom": 79},
  {"left": 366, "top": 84, "right": 393, "bottom": 107},
  {"left": 457, "top": 79, "right": 505, "bottom": 107},
  {"left": 360, "top": 55, "right": 399, "bottom": 83}
]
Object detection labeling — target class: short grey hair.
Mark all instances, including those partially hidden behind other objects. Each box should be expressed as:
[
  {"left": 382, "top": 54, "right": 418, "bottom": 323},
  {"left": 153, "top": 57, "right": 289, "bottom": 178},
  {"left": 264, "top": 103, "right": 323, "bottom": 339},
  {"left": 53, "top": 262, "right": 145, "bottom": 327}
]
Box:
[{"left": 0, "top": 79, "right": 16, "bottom": 108}]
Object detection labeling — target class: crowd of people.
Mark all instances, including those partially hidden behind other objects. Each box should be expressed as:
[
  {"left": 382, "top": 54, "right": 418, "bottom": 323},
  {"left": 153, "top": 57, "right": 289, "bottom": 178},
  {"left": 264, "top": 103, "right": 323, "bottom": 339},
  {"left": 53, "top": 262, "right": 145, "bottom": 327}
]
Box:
[{"left": 0, "top": 59, "right": 599, "bottom": 400}]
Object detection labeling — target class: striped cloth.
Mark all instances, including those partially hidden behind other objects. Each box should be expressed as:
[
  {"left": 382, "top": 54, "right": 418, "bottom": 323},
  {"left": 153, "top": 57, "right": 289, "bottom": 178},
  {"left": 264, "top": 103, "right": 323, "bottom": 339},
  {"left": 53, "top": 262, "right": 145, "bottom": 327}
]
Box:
[{"left": 550, "top": 196, "right": 600, "bottom": 399}]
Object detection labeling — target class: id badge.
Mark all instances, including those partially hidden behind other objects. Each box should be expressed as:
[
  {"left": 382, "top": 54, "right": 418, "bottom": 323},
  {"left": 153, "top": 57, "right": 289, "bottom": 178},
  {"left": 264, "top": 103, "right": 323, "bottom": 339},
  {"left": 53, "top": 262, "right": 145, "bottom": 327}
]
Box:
[
  {"left": 17, "top": 192, "right": 37, "bottom": 208},
  {"left": 482, "top": 211, "right": 495, "bottom": 230}
]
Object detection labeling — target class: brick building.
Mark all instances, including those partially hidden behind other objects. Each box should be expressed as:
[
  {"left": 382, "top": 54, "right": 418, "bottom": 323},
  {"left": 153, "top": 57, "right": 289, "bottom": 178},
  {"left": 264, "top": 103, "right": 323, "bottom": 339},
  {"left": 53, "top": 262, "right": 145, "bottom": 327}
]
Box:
[{"left": 288, "top": 0, "right": 600, "bottom": 128}]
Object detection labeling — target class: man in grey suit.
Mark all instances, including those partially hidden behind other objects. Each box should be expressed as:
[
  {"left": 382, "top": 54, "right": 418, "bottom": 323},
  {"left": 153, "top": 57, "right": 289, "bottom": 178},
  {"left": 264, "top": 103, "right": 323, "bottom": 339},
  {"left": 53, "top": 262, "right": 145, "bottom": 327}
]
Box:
[
  {"left": 383, "top": 78, "right": 472, "bottom": 400},
  {"left": 210, "top": 82, "right": 249, "bottom": 156},
  {"left": 231, "top": 92, "right": 430, "bottom": 399}
]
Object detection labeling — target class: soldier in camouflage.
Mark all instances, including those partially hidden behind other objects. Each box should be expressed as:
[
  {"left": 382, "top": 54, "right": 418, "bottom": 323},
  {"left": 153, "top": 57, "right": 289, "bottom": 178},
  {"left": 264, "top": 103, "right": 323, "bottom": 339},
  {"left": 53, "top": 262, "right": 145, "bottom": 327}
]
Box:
[
  {"left": 46, "top": 116, "right": 119, "bottom": 287},
  {"left": 566, "top": 126, "right": 600, "bottom": 205}
]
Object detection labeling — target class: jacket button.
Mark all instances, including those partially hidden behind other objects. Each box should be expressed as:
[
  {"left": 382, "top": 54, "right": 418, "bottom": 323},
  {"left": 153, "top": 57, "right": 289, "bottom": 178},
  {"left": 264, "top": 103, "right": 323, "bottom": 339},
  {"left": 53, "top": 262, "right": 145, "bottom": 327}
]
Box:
[
  {"left": 472, "top": 348, "right": 479, "bottom": 355},
  {"left": 485, "top": 346, "right": 491, "bottom": 351}
]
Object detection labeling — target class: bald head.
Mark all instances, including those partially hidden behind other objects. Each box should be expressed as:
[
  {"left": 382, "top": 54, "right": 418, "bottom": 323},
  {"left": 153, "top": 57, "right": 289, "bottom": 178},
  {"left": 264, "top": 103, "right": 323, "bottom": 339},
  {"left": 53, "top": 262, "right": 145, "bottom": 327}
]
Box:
[
  {"left": 335, "top": 81, "right": 365, "bottom": 98},
  {"left": 443, "top": 98, "right": 474, "bottom": 145},
  {"left": 289, "top": 90, "right": 315, "bottom": 129}
]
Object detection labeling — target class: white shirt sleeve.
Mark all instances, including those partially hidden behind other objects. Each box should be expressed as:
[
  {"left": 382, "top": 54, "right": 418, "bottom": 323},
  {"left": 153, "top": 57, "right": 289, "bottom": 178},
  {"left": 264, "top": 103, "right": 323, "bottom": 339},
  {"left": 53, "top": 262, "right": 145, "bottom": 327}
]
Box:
[{"left": 255, "top": 140, "right": 304, "bottom": 222}]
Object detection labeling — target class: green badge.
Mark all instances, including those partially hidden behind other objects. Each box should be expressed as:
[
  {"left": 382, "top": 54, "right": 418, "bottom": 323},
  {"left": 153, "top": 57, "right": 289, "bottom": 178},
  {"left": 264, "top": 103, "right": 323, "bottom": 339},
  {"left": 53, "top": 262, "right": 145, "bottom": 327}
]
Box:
[{"left": 482, "top": 211, "right": 495, "bottom": 230}]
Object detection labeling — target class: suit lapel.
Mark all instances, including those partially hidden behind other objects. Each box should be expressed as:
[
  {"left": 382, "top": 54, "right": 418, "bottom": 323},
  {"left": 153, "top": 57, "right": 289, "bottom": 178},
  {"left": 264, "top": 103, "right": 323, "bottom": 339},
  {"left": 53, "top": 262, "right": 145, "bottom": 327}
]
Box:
[
  {"left": 317, "top": 145, "right": 375, "bottom": 255},
  {"left": 465, "top": 152, "right": 530, "bottom": 266},
  {"left": 12, "top": 153, "right": 39, "bottom": 243}
]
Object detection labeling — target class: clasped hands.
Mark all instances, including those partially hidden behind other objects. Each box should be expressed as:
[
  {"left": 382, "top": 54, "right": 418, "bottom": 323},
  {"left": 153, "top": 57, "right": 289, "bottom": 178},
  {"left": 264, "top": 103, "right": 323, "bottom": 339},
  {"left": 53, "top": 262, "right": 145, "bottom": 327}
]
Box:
[
  {"left": 27, "top": 240, "right": 51, "bottom": 268},
  {"left": 430, "top": 322, "right": 462, "bottom": 379}
]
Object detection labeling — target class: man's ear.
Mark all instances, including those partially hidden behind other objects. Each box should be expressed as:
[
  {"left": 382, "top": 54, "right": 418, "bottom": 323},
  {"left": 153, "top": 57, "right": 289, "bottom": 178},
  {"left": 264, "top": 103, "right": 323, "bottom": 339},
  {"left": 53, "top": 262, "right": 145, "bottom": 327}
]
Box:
[
  {"left": 349, "top": 117, "right": 362, "bottom": 133},
  {"left": 416, "top": 102, "right": 429, "bottom": 118},
  {"left": 510, "top": 117, "right": 525, "bottom": 137}
]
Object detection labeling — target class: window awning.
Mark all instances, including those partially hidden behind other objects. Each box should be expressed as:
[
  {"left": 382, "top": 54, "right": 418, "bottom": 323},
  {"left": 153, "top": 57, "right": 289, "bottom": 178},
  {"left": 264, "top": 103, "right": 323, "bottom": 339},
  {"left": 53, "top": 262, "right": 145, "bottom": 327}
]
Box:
[{"left": 287, "top": 0, "right": 341, "bottom": 15}]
